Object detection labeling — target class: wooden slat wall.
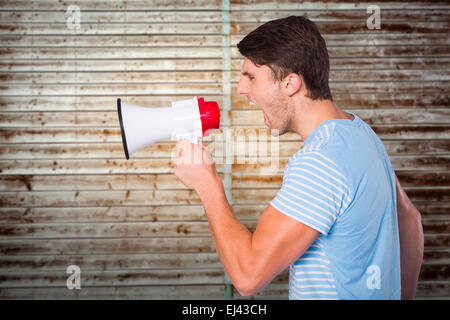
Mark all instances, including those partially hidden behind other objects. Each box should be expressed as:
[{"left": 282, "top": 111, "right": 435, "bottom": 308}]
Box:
[{"left": 0, "top": 0, "right": 449, "bottom": 300}]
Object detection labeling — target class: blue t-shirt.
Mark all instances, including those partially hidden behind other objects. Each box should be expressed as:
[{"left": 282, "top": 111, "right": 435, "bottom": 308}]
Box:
[{"left": 270, "top": 112, "right": 401, "bottom": 300}]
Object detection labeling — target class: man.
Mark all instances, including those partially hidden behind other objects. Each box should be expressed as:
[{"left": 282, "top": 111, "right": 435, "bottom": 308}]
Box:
[{"left": 174, "top": 16, "right": 423, "bottom": 299}]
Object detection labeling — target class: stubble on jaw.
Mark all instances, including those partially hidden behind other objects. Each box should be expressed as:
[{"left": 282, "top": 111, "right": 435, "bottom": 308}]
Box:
[{"left": 265, "top": 92, "right": 294, "bottom": 137}]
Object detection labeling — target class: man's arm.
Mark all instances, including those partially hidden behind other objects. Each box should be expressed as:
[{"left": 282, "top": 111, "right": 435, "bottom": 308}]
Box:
[
  {"left": 395, "top": 175, "right": 424, "bottom": 299},
  {"left": 196, "top": 175, "right": 319, "bottom": 296},
  {"left": 174, "top": 140, "right": 318, "bottom": 295}
]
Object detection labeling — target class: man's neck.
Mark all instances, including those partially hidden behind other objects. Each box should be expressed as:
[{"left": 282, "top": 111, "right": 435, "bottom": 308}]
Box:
[{"left": 291, "top": 98, "right": 354, "bottom": 141}]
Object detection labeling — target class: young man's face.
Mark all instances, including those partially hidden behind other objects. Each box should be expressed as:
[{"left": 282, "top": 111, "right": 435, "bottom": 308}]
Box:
[{"left": 237, "top": 58, "right": 292, "bottom": 136}]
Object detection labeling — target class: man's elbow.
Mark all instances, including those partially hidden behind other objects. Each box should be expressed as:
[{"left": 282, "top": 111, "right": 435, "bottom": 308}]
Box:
[
  {"left": 233, "top": 272, "right": 266, "bottom": 297},
  {"left": 234, "top": 279, "right": 261, "bottom": 297}
]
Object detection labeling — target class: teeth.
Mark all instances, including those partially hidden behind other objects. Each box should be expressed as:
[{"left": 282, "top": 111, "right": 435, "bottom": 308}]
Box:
[{"left": 249, "top": 101, "right": 257, "bottom": 105}]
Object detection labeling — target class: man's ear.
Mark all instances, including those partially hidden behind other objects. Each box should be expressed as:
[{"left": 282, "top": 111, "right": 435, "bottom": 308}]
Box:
[{"left": 281, "top": 73, "right": 302, "bottom": 97}]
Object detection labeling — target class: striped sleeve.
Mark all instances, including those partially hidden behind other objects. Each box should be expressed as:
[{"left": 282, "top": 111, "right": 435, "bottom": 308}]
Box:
[{"left": 270, "top": 151, "right": 351, "bottom": 236}]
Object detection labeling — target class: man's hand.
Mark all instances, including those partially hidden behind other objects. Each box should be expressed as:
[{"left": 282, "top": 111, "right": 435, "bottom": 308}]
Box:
[{"left": 174, "top": 139, "right": 219, "bottom": 193}]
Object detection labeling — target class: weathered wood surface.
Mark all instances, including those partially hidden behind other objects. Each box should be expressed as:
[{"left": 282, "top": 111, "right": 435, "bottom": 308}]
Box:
[
  {"left": 0, "top": 0, "right": 449, "bottom": 300},
  {"left": 0, "top": 140, "right": 449, "bottom": 160},
  {"left": 1, "top": 93, "right": 448, "bottom": 112},
  {"left": 0, "top": 109, "right": 448, "bottom": 128}
]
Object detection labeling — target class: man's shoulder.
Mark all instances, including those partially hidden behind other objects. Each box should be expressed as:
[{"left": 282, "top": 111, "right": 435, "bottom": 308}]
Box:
[{"left": 285, "top": 148, "right": 350, "bottom": 187}]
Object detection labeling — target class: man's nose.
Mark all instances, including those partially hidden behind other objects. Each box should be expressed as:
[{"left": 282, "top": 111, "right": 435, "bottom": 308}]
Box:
[{"left": 236, "top": 77, "right": 248, "bottom": 96}]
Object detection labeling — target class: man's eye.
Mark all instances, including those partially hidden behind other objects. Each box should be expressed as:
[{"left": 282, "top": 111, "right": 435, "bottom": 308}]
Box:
[{"left": 249, "top": 76, "right": 255, "bottom": 80}]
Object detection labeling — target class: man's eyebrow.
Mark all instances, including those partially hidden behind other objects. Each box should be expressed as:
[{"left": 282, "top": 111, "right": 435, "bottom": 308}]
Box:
[{"left": 241, "top": 71, "right": 254, "bottom": 78}]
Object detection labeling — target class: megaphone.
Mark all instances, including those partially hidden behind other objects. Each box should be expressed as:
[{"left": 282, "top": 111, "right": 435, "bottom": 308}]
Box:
[{"left": 117, "top": 96, "right": 220, "bottom": 159}]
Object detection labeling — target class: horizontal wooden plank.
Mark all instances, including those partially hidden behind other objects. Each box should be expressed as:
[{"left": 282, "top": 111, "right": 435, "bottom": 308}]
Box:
[
  {"left": 229, "top": 1, "right": 450, "bottom": 11},
  {"left": 0, "top": 252, "right": 222, "bottom": 271},
  {"left": 0, "top": 141, "right": 287, "bottom": 159},
  {"left": 0, "top": 47, "right": 224, "bottom": 59},
  {"left": 0, "top": 237, "right": 216, "bottom": 255},
  {"left": 395, "top": 171, "right": 450, "bottom": 187},
  {"left": 1, "top": 171, "right": 446, "bottom": 193},
  {"left": 0, "top": 83, "right": 225, "bottom": 95},
  {"left": 370, "top": 141, "right": 450, "bottom": 155},
  {"left": 0, "top": 59, "right": 224, "bottom": 73},
  {"left": 237, "top": 281, "right": 450, "bottom": 300},
  {"left": 0, "top": 221, "right": 219, "bottom": 239},
  {"left": 0, "top": 71, "right": 224, "bottom": 84},
  {"left": 415, "top": 281, "right": 450, "bottom": 298},
  {"left": 2, "top": 69, "right": 448, "bottom": 85},
  {"left": 231, "top": 92, "right": 450, "bottom": 111},
  {"left": 422, "top": 219, "right": 450, "bottom": 234},
  {"left": 415, "top": 202, "right": 450, "bottom": 217},
  {"left": 423, "top": 249, "right": 450, "bottom": 265},
  {"left": 1, "top": 219, "right": 447, "bottom": 240},
  {"left": 1, "top": 108, "right": 448, "bottom": 129},
  {"left": 230, "top": 9, "right": 450, "bottom": 23},
  {"left": 0, "top": 142, "right": 178, "bottom": 160},
  {"left": 231, "top": 21, "right": 450, "bottom": 35},
  {"left": 0, "top": 23, "right": 224, "bottom": 35},
  {"left": 424, "top": 234, "right": 450, "bottom": 248},
  {"left": 0, "top": 284, "right": 226, "bottom": 299},
  {"left": 0, "top": 173, "right": 187, "bottom": 191},
  {"left": 230, "top": 187, "right": 450, "bottom": 204},
  {"left": 0, "top": 264, "right": 447, "bottom": 289},
  {"left": 1, "top": 82, "right": 449, "bottom": 96},
  {"left": 233, "top": 171, "right": 450, "bottom": 189},
  {"left": 0, "top": 200, "right": 447, "bottom": 224},
  {"left": 0, "top": 206, "right": 208, "bottom": 224},
  {"left": 2, "top": 10, "right": 449, "bottom": 24},
  {"left": 0, "top": 95, "right": 225, "bottom": 112},
  {"left": 1, "top": 92, "right": 447, "bottom": 112},
  {"left": 0, "top": 234, "right": 447, "bottom": 258},
  {"left": 0, "top": 204, "right": 264, "bottom": 224},
  {"left": 1, "top": 0, "right": 448, "bottom": 11},
  {"left": 2, "top": 46, "right": 449, "bottom": 60},
  {"left": 0, "top": 11, "right": 224, "bottom": 24},
  {"left": 419, "top": 264, "right": 450, "bottom": 281},
  {"left": 0, "top": 127, "right": 303, "bottom": 143},
  {"left": 232, "top": 155, "right": 450, "bottom": 172},
  {"left": 0, "top": 269, "right": 225, "bottom": 287},
  {"left": 0, "top": 263, "right": 447, "bottom": 290},
  {"left": 0, "top": 0, "right": 223, "bottom": 10},
  {"left": 1, "top": 281, "right": 444, "bottom": 299},
  {"left": 0, "top": 185, "right": 448, "bottom": 208},
  {"left": 230, "top": 109, "right": 450, "bottom": 126},
  {"left": 0, "top": 154, "right": 449, "bottom": 175},
  {"left": 232, "top": 46, "right": 450, "bottom": 59},
  {"left": 2, "top": 21, "right": 450, "bottom": 35},
  {"left": 240, "top": 69, "right": 450, "bottom": 82},
  {"left": 0, "top": 190, "right": 205, "bottom": 207},
  {"left": 2, "top": 34, "right": 450, "bottom": 48},
  {"left": 2, "top": 57, "right": 449, "bottom": 73},
  {"left": 1, "top": 248, "right": 446, "bottom": 273},
  {"left": 0, "top": 140, "right": 447, "bottom": 161}
]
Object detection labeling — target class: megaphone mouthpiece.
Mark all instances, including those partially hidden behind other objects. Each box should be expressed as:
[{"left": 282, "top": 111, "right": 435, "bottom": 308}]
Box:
[{"left": 197, "top": 97, "right": 220, "bottom": 136}]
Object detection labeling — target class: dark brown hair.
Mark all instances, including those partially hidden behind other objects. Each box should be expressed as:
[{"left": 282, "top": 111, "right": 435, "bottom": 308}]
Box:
[{"left": 237, "top": 16, "right": 332, "bottom": 101}]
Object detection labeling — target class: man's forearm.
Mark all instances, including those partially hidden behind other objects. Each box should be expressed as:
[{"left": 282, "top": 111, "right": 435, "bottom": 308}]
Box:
[
  {"left": 397, "top": 192, "right": 424, "bottom": 299},
  {"left": 196, "top": 173, "right": 254, "bottom": 294},
  {"left": 398, "top": 204, "right": 423, "bottom": 299}
]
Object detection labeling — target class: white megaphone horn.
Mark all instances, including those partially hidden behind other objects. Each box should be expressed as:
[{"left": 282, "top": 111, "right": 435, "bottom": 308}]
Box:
[{"left": 117, "top": 96, "right": 220, "bottom": 159}]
